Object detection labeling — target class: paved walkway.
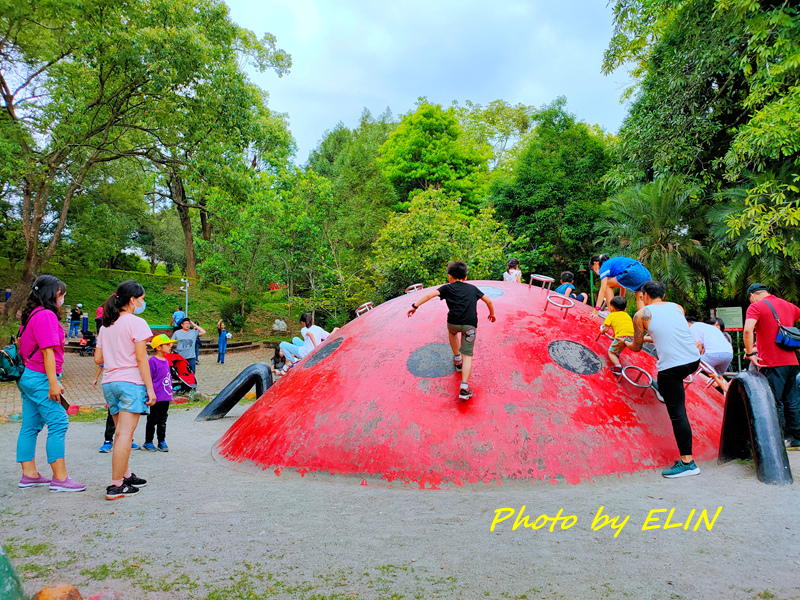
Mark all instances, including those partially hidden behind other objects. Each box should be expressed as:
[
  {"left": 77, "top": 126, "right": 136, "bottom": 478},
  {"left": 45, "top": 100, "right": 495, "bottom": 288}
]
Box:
[{"left": 0, "top": 349, "right": 274, "bottom": 415}]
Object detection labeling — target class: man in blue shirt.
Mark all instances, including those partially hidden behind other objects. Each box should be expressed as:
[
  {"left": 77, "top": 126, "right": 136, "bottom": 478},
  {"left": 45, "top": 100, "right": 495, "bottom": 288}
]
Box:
[
  {"left": 590, "top": 254, "right": 652, "bottom": 317},
  {"left": 171, "top": 306, "right": 186, "bottom": 330}
]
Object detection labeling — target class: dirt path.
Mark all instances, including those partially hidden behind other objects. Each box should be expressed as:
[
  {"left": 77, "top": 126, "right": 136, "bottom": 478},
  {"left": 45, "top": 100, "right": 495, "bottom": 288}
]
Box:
[{"left": 1, "top": 404, "right": 799, "bottom": 600}]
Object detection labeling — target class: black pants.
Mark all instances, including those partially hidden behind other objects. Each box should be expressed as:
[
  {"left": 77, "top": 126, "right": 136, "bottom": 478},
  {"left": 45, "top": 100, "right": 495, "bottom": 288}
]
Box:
[
  {"left": 95, "top": 318, "right": 103, "bottom": 334},
  {"left": 104, "top": 411, "right": 115, "bottom": 443},
  {"left": 761, "top": 365, "right": 800, "bottom": 440},
  {"left": 145, "top": 401, "right": 169, "bottom": 444},
  {"left": 658, "top": 359, "right": 700, "bottom": 456}
]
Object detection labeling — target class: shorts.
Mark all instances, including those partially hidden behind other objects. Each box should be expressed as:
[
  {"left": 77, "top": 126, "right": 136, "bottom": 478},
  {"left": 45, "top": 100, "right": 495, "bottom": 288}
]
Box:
[
  {"left": 103, "top": 382, "right": 149, "bottom": 416},
  {"left": 447, "top": 323, "right": 477, "bottom": 356},
  {"left": 615, "top": 263, "right": 652, "bottom": 293},
  {"left": 609, "top": 337, "right": 632, "bottom": 356}
]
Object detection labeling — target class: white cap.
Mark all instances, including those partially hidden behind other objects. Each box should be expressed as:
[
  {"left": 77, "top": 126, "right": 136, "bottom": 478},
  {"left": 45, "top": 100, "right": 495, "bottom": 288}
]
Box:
[{"left": 77, "top": 303, "right": 83, "bottom": 308}]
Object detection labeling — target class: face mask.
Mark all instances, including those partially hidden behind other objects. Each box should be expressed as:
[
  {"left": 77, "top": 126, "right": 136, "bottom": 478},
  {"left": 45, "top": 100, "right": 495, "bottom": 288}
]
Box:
[
  {"left": 133, "top": 300, "right": 146, "bottom": 315},
  {"left": 57, "top": 297, "right": 65, "bottom": 307}
]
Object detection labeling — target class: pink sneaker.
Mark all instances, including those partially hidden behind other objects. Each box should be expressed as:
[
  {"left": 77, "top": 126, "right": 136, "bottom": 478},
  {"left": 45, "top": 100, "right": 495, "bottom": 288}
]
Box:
[
  {"left": 19, "top": 474, "right": 51, "bottom": 488},
  {"left": 49, "top": 476, "right": 87, "bottom": 493}
]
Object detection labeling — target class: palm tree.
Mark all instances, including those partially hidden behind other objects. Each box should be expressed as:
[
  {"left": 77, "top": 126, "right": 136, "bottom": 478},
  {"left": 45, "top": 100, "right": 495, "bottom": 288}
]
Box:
[{"left": 597, "top": 175, "right": 713, "bottom": 310}]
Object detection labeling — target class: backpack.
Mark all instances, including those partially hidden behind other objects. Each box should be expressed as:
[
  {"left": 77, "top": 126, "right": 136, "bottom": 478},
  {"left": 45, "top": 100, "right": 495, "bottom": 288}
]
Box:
[
  {"left": 0, "top": 307, "right": 44, "bottom": 382},
  {"left": 763, "top": 300, "right": 800, "bottom": 351}
]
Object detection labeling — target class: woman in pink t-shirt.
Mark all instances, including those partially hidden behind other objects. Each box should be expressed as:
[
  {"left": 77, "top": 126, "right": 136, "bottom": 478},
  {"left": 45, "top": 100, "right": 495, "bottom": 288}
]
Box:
[
  {"left": 16, "top": 275, "right": 86, "bottom": 492},
  {"left": 95, "top": 280, "right": 156, "bottom": 500}
]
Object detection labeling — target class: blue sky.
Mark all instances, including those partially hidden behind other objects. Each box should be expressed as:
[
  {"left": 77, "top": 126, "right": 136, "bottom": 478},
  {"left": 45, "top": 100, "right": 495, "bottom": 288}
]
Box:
[{"left": 224, "top": 0, "right": 631, "bottom": 164}]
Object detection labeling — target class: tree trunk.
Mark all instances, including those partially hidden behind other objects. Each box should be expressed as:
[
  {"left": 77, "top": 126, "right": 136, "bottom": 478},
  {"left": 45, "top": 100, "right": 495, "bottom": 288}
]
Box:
[
  {"left": 3, "top": 261, "right": 37, "bottom": 325},
  {"left": 169, "top": 174, "right": 197, "bottom": 279},
  {"left": 199, "top": 197, "right": 211, "bottom": 242}
]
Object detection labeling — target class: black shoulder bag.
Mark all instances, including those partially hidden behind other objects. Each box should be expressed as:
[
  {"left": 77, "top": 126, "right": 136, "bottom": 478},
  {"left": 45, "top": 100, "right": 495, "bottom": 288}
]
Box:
[{"left": 763, "top": 300, "right": 800, "bottom": 351}]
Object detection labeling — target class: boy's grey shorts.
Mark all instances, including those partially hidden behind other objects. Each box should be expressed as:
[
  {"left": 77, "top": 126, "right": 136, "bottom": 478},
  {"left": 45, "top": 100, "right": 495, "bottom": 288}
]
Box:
[{"left": 447, "top": 323, "right": 477, "bottom": 356}]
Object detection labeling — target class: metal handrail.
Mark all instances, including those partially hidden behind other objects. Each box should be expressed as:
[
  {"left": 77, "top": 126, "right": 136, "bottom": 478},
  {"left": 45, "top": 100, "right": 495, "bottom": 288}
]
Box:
[
  {"left": 620, "top": 365, "right": 654, "bottom": 398},
  {"left": 405, "top": 284, "right": 423, "bottom": 294},
  {"left": 356, "top": 302, "right": 373, "bottom": 317},
  {"left": 544, "top": 294, "right": 574, "bottom": 319},
  {"left": 528, "top": 274, "right": 555, "bottom": 292}
]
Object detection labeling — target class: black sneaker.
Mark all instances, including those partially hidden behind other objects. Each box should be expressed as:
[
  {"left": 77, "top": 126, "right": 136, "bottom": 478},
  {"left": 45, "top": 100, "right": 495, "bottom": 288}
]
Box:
[
  {"left": 106, "top": 483, "right": 139, "bottom": 500},
  {"left": 458, "top": 386, "right": 473, "bottom": 401},
  {"left": 124, "top": 473, "right": 147, "bottom": 488},
  {"left": 454, "top": 360, "right": 463, "bottom": 373}
]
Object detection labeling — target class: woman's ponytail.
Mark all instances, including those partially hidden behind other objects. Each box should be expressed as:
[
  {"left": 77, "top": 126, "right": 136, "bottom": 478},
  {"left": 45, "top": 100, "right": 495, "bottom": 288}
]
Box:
[{"left": 102, "top": 280, "right": 145, "bottom": 327}]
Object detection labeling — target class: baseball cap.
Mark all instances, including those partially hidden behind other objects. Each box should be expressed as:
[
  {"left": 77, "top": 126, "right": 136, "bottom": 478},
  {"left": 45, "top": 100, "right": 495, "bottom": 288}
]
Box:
[
  {"left": 76, "top": 303, "right": 83, "bottom": 308},
  {"left": 746, "top": 283, "right": 769, "bottom": 297},
  {"left": 150, "top": 334, "right": 178, "bottom": 349}
]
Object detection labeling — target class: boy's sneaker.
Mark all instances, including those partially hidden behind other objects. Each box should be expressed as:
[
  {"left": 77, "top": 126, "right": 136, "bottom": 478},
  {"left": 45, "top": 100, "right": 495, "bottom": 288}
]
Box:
[
  {"left": 106, "top": 483, "right": 139, "bottom": 500},
  {"left": 662, "top": 460, "right": 700, "bottom": 478},
  {"left": 131, "top": 442, "right": 141, "bottom": 450},
  {"left": 49, "top": 476, "right": 87, "bottom": 492},
  {"left": 458, "top": 386, "right": 473, "bottom": 401},
  {"left": 158, "top": 441, "right": 169, "bottom": 452},
  {"left": 786, "top": 438, "right": 800, "bottom": 450},
  {"left": 610, "top": 365, "right": 622, "bottom": 375},
  {"left": 142, "top": 442, "right": 157, "bottom": 452},
  {"left": 123, "top": 472, "right": 147, "bottom": 488},
  {"left": 19, "top": 474, "right": 51, "bottom": 488},
  {"left": 651, "top": 381, "right": 665, "bottom": 403},
  {"left": 99, "top": 442, "right": 113, "bottom": 453},
  {"left": 454, "top": 360, "right": 463, "bottom": 373}
]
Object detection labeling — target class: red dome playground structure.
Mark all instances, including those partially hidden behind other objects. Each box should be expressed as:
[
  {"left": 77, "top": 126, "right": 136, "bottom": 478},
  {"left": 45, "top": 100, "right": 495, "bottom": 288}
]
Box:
[{"left": 210, "top": 279, "right": 779, "bottom": 487}]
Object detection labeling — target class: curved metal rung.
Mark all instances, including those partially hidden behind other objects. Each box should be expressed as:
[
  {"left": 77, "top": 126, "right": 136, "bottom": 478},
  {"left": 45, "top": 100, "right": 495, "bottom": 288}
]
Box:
[
  {"left": 595, "top": 330, "right": 615, "bottom": 341},
  {"left": 620, "top": 365, "right": 654, "bottom": 398},
  {"left": 405, "top": 284, "right": 423, "bottom": 294},
  {"left": 356, "top": 302, "right": 373, "bottom": 316},
  {"left": 683, "top": 373, "right": 694, "bottom": 389},
  {"left": 544, "top": 294, "right": 574, "bottom": 319},
  {"left": 528, "top": 274, "right": 554, "bottom": 292}
]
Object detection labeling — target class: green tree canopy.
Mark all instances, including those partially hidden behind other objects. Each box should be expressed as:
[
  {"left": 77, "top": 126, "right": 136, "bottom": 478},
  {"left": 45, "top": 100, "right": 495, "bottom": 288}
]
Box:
[
  {"left": 370, "top": 189, "right": 512, "bottom": 300},
  {"left": 491, "top": 98, "right": 614, "bottom": 276},
  {"left": 377, "top": 101, "right": 490, "bottom": 212}
]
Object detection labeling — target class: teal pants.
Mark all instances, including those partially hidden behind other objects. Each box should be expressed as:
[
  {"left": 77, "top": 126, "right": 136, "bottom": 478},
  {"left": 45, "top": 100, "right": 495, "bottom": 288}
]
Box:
[{"left": 16, "top": 370, "right": 68, "bottom": 463}]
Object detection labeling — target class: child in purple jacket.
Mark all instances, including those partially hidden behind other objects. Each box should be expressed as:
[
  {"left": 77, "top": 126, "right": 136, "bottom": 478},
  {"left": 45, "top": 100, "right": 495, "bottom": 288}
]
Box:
[{"left": 142, "top": 334, "right": 176, "bottom": 452}]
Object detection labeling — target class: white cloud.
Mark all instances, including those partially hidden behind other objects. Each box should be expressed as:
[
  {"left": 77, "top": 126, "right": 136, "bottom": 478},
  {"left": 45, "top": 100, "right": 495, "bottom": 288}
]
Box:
[{"left": 225, "top": 0, "right": 628, "bottom": 162}]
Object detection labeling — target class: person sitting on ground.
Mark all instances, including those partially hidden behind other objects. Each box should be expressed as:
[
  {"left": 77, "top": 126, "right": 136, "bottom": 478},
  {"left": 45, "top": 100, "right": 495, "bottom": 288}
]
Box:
[
  {"left": 590, "top": 254, "right": 652, "bottom": 317},
  {"left": 625, "top": 281, "right": 701, "bottom": 478},
  {"left": 407, "top": 260, "right": 496, "bottom": 401},
  {"left": 688, "top": 320, "right": 733, "bottom": 376},
  {"left": 600, "top": 296, "right": 634, "bottom": 375},
  {"left": 172, "top": 317, "right": 206, "bottom": 373},
  {"left": 279, "top": 313, "right": 337, "bottom": 365},
  {"left": 502, "top": 258, "right": 522, "bottom": 284},
  {"left": 270, "top": 347, "right": 287, "bottom": 375},
  {"left": 554, "top": 271, "right": 589, "bottom": 304}
]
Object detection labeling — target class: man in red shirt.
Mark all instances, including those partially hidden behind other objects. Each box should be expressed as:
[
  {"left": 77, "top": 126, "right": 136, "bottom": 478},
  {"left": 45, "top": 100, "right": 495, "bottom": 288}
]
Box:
[{"left": 743, "top": 282, "right": 800, "bottom": 449}]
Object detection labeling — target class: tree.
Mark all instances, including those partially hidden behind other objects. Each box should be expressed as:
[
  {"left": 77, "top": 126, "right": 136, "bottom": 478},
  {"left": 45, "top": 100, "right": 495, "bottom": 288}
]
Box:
[
  {"left": 307, "top": 109, "right": 398, "bottom": 257},
  {"left": 491, "top": 99, "right": 614, "bottom": 276},
  {"left": 0, "top": 0, "right": 290, "bottom": 320},
  {"left": 370, "top": 189, "right": 512, "bottom": 300},
  {"left": 454, "top": 99, "right": 537, "bottom": 171},
  {"left": 598, "top": 175, "right": 713, "bottom": 310},
  {"left": 601, "top": 0, "right": 749, "bottom": 190},
  {"left": 377, "top": 101, "right": 490, "bottom": 212}
]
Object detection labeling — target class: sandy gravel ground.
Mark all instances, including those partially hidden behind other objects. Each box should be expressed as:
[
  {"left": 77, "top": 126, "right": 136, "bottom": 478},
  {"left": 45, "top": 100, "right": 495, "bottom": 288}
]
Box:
[{"left": 1, "top": 404, "right": 799, "bottom": 600}]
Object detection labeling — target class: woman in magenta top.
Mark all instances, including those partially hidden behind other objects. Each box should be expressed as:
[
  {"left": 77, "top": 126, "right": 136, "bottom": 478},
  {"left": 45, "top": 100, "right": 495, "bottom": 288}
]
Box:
[
  {"left": 95, "top": 280, "right": 156, "bottom": 500},
  {"left": 16, "top": 275, "right": 85, "bottom": 492}
]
